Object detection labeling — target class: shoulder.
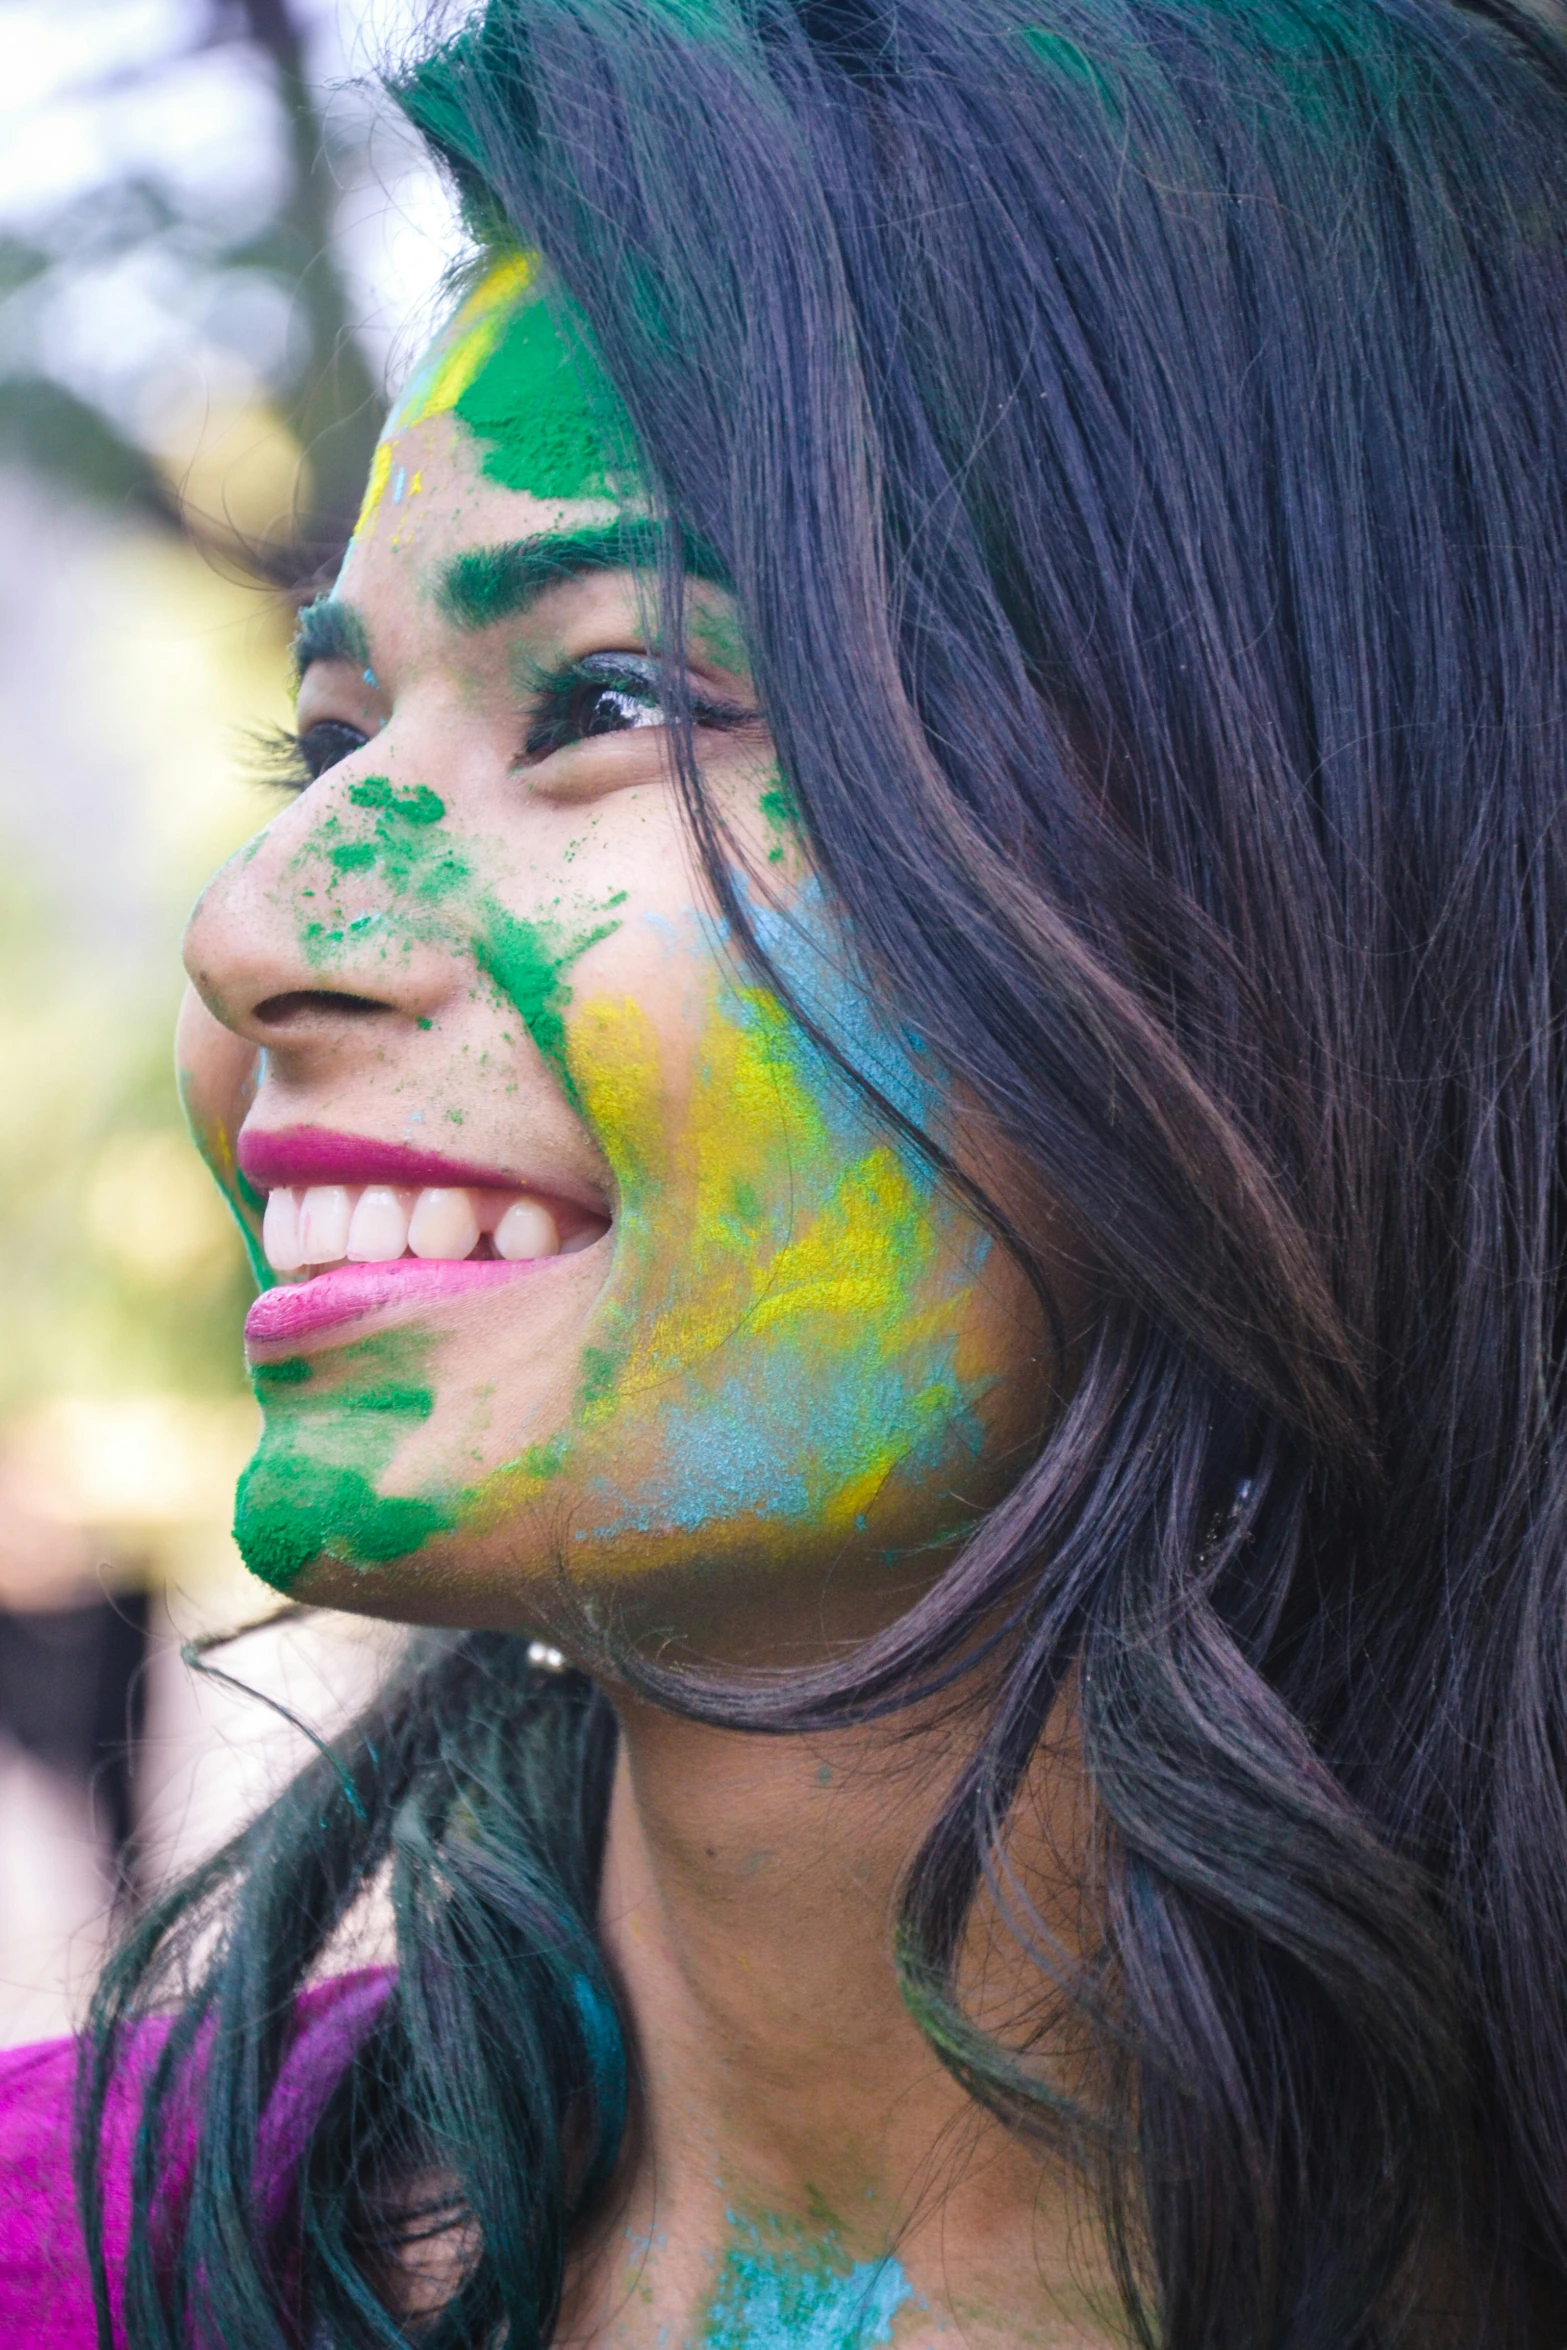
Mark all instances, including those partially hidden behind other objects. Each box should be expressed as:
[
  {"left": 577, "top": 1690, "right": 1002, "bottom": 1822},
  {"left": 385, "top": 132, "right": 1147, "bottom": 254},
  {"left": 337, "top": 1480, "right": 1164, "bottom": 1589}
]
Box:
[
  {"left": 0, "top": 2031, "right": 106, "bottom": 2346},
  {"left": 0, "top": 1970, "right": 394, "bottom": 2348}
]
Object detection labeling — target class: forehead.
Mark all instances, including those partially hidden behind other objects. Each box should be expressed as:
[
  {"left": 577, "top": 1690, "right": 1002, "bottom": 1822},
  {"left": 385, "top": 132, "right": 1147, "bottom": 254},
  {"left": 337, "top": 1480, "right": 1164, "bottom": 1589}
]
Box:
[
  {"left": 353, "top": 253, "right": 633, "bottom": 546},
  {"left": 329, "top": 259, "right": 736, "bottom": 671}
]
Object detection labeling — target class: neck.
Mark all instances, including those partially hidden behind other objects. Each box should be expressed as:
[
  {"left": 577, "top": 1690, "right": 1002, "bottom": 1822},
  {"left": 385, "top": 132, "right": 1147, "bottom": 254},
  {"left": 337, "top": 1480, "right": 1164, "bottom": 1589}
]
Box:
[{"left": 559, "top": 1687, "right": 1118, "bottom": 2350}]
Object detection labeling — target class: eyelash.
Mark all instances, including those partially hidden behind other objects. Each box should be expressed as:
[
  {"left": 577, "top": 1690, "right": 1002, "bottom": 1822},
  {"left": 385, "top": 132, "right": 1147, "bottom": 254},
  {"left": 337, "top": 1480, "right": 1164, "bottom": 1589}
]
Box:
[
  {"left": 251, "top": 719, "right": 367, "bottom": 790},
  {"left": 254, "top": 655, "right": 755, "bottom": 793},
  {"left": 518, "top": 652, "right": 755, "bottom": 763}
]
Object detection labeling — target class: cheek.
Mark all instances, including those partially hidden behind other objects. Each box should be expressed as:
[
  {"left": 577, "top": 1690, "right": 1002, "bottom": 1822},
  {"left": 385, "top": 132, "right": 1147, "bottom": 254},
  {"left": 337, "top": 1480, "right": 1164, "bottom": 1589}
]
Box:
[
  {"left": 176, "top": 985, "right": 261, "bottom": 1176},
  {"left": 176, "top": 989, "right": 267, "bottom": 1289},
  {"left": 474, "top": 953, "right": 1024, "bottom": 1560}
]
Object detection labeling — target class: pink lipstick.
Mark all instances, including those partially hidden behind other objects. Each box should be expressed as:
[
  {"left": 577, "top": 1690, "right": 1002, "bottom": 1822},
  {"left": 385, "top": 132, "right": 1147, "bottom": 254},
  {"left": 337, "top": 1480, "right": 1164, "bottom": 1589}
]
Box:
[
  {"left": 244, "top": 1259, "right": 541, "bottom": 1349},
  {"left": 241, "top": 1125, "right": 535, "bottom": 1197},
  {"left": 238, "top": 1122, "right": 610, "bottom": 1354}
]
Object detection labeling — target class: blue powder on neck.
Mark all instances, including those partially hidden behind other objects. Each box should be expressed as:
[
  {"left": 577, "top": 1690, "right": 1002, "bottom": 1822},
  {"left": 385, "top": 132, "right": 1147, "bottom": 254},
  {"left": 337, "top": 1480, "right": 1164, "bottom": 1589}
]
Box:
[{"left": 702, "top": 2220, "right": 915, "bottom": 2349}]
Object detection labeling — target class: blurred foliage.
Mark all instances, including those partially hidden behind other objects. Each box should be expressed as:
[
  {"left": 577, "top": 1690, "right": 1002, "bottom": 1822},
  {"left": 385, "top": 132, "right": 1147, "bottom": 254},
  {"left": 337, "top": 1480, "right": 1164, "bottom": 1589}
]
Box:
[
  {"left": 0, "top": 504, "right": 295, "bottom": 1550},
  {"left": 0, "top": 0, "right": 393, "bottom": 583}
]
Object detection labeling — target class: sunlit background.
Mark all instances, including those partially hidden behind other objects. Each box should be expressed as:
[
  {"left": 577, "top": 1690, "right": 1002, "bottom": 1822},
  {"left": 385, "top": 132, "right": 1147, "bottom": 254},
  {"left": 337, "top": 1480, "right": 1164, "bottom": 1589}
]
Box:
[{"left": 0, "top": 0, "right": 464, "bottom": 2045}]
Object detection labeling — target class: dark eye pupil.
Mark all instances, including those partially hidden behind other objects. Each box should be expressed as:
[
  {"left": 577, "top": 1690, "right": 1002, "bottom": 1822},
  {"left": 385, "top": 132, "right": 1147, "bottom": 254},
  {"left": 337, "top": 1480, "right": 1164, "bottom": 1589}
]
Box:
[
  {"left": 301, "top": 720, "right": 367, "bottom": 780},
  {"left": 578, "top": 683, "right": 662, "bottom": 736}
]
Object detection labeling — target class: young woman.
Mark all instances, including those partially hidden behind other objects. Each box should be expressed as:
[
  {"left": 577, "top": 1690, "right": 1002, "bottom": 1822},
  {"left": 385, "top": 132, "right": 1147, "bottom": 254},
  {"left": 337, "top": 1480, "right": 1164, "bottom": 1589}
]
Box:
[{"left": 5, "top": 0, "right": 1567, "bottom": 2342}]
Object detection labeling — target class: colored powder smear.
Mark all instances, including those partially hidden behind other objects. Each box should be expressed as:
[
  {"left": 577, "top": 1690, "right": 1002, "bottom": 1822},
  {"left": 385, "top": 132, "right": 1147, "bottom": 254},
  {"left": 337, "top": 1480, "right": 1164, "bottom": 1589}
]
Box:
[
  {"left": 700, "top": 2215, "right": 915, "bottom": 2350},
  {"left": 296, "top": 776, "right": 468, "bottom": 966},
  {"left": 474, "top": 900, "right": 623, "bottom": 1091},
  {"left": 357, "top": 252, "right": 629, "bottom": 537},
  {"left": 234, "top": 1335, "right": 453, "bottom": 1591},
  {"left": 230, "top": 868, "right": 1000, "bottom": 1590},
  {"left": 472, "top": 877, "right": 996, "bottom": 1563},
  {"left": 290, "top": 776, "right": 621, "bottom": 1087},
  {"left": 234, "top": 788, "right": 626, "bottom": 1592},
  {"left": 179, "top": 1078, "right": 271, "bottom": 1291}
]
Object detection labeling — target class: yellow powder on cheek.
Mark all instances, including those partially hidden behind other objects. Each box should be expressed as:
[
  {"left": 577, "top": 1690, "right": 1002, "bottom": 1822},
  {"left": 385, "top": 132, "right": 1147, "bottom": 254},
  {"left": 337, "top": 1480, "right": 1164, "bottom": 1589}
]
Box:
[{"left": 466, "top": 970, "right": 999, "bottom": 1553}]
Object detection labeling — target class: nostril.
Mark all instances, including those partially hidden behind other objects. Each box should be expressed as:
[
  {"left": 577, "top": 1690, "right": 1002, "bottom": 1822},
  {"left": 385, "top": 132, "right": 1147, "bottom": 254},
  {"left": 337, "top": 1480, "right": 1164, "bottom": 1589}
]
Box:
[{"left": 253, "top": 990, "right": 392, "bottom": 1028}]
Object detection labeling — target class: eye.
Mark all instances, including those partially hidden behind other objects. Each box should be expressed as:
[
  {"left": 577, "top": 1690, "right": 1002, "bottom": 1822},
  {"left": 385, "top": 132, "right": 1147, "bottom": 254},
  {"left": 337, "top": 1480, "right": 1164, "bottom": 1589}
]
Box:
[
  {"left": 254, "top": 718, "right": 370, "bottom": 791},
  {"left": 521, "top": 653, "right": 754, "bottom": 764},
  {"left": 523, "top": 654, "right": 666, "bottom": 761},
  {"left": 294, "top": 719, "right": 370, "bottom": 782}
]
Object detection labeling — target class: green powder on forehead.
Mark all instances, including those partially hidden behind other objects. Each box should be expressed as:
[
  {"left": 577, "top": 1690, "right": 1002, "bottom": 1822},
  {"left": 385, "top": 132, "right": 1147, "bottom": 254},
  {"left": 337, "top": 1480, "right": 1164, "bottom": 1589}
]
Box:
[{"left": 454, "top": 292, "right": 627, "bottom": 500}]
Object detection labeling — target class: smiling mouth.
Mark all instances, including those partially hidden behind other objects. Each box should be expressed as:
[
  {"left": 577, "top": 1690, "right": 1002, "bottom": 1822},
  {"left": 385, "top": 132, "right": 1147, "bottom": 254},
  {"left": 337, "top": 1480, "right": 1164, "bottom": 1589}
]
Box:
[
  {"left": 238, "top": 1126, "right": 611, "bottom": 1352},
  {"left": 261, "top": 1181, "right": 605, "bottom": 1277}
]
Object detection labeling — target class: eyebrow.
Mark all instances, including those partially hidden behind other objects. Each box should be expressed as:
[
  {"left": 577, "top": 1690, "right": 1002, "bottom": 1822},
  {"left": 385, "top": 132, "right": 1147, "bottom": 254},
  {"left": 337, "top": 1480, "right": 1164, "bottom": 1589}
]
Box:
[
  {"left": 437, "top": 522, "right": 729, "bottom": 633},
  {"left": 291, "top": 595, "right": 373, "bottom": 681}
]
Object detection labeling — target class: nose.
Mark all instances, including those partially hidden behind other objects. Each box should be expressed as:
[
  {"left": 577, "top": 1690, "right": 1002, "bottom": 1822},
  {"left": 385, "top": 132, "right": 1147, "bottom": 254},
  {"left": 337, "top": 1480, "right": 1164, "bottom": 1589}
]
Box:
[{"left": 182, "top": 782, "right": 461, "bottom": 1054}]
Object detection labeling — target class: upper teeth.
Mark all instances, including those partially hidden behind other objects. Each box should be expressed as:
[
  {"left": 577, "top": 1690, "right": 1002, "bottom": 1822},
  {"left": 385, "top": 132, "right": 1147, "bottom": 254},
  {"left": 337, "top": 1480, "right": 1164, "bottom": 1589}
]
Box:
[{"left": 261, "top": 1183, "right": 597, "bottom": 1274}]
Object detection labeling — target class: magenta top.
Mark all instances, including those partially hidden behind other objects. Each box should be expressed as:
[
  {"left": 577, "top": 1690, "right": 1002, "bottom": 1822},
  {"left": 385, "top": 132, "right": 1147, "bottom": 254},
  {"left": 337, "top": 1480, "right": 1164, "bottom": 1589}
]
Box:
[{"left": 0, "top": 1970, "right": 392, "bottom": 2344}]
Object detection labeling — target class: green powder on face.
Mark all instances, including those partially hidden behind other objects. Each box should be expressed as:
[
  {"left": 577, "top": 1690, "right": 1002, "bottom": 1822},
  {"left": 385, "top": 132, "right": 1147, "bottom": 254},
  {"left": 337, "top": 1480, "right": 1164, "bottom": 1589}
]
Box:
[
  {"left": 521, "top": 1438, "right": 566, "bottom": 1480},
  {"left": 348, "top": 777, "right": 445, "bottom": 826},
  {"left": 759, "top": 780, "right": 801, "bottom": 866},
  {"left": 293, "top": 780, "right": 620, "bottom": 1090},
  {"left": 453, "top": 292, "right": 624, "bottom": 501},
  {"left": 177, "top": 1072, "right": 272, "bottom": 1291},
  {"left": 473, "top": 900, "right": 621, "bottom": 1087},
  {"left": 760, "top": 783, "right": 800, "bottom": 832},
  {"left": 578, "top": 1345, "right": 617, "bottom": 1410},
  {"left": 235, "top": 1457, "right": 451, "bottom": 1591},
  {"left": 234, "top": 1333, "right": 452, "bottom": 1593},
  {"left": 293, "top": 593, "right": 370, "bottom": 682},
  {"left": 690, "top": 600, "right": 752, "bottom": 679},
  {"left": 297, "top": 781, "right": 468, "bottom": 967}
]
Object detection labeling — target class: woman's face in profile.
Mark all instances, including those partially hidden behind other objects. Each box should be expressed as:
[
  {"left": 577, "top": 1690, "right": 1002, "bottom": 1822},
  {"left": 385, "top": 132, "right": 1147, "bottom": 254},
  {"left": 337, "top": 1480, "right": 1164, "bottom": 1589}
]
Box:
[{"left": 179, "top": 261, "right": 1047, "bottom": 1654}]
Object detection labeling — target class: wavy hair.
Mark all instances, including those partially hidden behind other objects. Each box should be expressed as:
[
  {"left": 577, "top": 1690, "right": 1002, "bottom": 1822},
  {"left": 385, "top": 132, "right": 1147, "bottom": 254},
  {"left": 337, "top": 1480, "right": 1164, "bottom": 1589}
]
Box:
[{"left": 84, "top": 0, "right": 1567, "bottom": 2342}]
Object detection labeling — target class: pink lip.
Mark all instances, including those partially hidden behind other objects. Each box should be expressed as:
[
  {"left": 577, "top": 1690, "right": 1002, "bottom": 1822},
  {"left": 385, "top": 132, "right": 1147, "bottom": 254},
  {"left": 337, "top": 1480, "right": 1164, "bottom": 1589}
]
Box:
[
  {"left": 245, "top": 1259, "right": 541, "bottom": 1350},
  {"left": 240, "top": 1124, "right": 532, "bottom": 1196}
]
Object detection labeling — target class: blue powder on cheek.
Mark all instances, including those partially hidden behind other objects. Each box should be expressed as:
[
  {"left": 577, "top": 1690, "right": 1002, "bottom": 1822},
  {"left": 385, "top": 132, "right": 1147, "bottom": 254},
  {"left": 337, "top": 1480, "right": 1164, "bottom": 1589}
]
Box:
[
  {"left": 580, "top": 1351, "right": 982, "bottom": 1541},
  {"left": 571, "top": 880, "right": 992, "bottom": 1545},
  {"left": 739, "top": 877, "right": 939, "bottom": 1139},
  {"left": 702, "top": 2226, "right": 915, "bottom": 2350}
]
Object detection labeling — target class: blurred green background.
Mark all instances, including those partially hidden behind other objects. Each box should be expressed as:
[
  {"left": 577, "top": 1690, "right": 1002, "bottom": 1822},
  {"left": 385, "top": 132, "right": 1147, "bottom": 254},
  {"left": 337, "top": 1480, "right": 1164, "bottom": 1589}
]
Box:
[{"left": 0, "top": 0, "right": 455, "bottom": 2040}]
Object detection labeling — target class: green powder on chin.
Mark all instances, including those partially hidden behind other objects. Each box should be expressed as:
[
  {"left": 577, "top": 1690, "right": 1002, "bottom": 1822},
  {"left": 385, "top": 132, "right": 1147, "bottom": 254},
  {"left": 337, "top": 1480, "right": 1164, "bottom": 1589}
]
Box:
[
  {"left": 235, "top": 1457, "right": 451, "bottom": 1592},
  {"left": 234, "top": 1339, "right": 453, "bottom": 1593},
  {"left": 454, "top": 291, "right": 625, "bottom": 500}
]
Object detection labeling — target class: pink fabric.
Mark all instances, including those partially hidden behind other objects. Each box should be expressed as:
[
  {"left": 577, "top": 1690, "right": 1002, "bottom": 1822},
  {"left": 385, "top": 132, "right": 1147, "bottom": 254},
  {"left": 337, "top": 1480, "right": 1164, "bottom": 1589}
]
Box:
[{"left": 0, "top": 1970, "right": 393, "bottom": 2345}]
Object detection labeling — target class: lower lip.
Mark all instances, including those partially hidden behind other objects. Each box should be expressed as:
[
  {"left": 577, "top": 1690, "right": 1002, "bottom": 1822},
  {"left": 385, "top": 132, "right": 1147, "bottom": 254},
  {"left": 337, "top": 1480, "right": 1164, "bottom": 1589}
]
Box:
[{"left": 245, "top": 1259, "right": 542, "bottom": 1350}]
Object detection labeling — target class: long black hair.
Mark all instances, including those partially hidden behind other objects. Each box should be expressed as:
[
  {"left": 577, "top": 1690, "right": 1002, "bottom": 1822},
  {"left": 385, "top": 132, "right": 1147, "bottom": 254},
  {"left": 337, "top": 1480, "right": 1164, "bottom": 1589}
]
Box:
[{"left": 83, "top": 0, "right": 1567, "bottom": 2342}]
